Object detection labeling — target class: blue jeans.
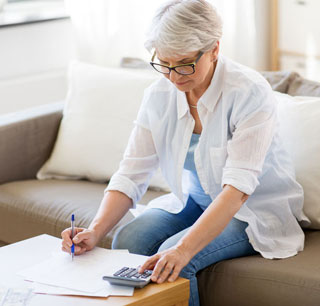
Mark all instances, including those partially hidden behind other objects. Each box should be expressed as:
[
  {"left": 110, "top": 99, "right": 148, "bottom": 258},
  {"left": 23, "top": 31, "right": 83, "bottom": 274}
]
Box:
[{"left": 112, "top": 196, "right": 258, "bottom": 306}]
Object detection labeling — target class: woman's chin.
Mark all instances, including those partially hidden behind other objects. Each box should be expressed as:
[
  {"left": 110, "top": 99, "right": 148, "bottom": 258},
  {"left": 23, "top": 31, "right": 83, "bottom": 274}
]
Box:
[{"left": 174, "top": 80, "right": 193, "bottom": 91}]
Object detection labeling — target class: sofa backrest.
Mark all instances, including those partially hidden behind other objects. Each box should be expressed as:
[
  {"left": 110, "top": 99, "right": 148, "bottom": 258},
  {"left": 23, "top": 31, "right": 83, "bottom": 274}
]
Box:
[{"left": 0, "top": 102, "right": 64, "bottom": 184}]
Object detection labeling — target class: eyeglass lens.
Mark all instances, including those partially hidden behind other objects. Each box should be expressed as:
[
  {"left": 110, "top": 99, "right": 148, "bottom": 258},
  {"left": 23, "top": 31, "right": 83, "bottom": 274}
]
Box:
[{"left": 152, "top": 64, "right": 194, "bottom": 75}]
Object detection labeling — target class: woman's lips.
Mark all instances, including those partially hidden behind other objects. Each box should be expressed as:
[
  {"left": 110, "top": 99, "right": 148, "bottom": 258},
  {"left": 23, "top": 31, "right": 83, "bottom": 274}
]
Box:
[{"left": 176, "top": 80, "right": 189, "bottom": 86}]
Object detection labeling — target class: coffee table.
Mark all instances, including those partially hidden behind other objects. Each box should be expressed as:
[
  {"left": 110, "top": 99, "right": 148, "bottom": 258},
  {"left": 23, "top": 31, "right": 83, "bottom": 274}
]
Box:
[{"left": 0, "top": 234, "right": 189, "bottom": 306}]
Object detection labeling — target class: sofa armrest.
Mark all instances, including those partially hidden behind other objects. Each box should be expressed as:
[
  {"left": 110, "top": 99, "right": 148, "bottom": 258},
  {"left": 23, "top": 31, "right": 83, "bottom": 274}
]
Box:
[{"left": 0, "top": 102, "right": 64, "bottom": 184}]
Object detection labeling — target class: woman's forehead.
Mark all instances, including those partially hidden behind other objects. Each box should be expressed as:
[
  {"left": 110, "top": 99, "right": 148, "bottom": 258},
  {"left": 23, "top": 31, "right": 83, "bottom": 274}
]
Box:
[{"left": 156, "top": 49, "right": 199, "bottom": 63}]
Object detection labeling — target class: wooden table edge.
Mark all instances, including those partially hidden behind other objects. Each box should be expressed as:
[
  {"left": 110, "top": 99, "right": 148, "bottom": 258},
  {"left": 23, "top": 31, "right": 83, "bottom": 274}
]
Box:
[{"left": 82, "top": 277, "right": 190, "bottom": 306}]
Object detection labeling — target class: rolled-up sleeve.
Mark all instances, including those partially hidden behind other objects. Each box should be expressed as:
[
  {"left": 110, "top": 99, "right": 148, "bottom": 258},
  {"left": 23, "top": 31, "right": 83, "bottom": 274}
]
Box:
[
  {"left": 105, "top": 88, "right": 159, "bottom": 207},
  {"left": 221, "top": 84, "right": 277, "bottom": 195}
]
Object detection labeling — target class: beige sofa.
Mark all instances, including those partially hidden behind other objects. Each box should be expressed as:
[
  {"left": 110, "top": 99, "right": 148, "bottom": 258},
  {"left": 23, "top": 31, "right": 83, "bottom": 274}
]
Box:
[{"left": 1, "top": 71, "right": 320, "bottom": 305}]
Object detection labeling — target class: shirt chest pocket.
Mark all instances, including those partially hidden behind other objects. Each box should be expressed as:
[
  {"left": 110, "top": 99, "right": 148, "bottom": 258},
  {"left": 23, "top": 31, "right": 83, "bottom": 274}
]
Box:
[{"left": 209, "top": 146, "right": 228, "bottom": 184}]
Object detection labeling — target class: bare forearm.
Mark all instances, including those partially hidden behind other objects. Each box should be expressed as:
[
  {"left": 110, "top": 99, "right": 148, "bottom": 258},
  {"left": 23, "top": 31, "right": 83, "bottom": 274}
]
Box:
[
  {"left": 88, "top": 190, "right": 133, "bottom": 241},
  {"left": 176, "top": 185, "right": 248, "bottom": 259}
]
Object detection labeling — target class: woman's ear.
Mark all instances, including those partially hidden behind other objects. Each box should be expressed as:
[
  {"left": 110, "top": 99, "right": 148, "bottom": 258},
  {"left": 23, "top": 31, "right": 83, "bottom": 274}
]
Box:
[{"left": 211, "top": 41, "right": 220, "bottom": 62}]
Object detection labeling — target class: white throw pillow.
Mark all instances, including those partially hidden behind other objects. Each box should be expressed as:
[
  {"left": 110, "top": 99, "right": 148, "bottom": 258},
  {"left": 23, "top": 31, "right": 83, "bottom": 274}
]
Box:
[
  {"left": 275, "top": 91, "right": 320, "bottom": 229},
  {"left": 37, "top": 60, "right": 170, "bottom": 192}
]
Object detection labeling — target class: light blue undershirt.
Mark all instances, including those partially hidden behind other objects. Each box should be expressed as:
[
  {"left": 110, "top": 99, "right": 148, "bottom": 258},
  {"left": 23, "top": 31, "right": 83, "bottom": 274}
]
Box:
[{"left": 183, "top": 133, "right": 213, "bottom": 210}]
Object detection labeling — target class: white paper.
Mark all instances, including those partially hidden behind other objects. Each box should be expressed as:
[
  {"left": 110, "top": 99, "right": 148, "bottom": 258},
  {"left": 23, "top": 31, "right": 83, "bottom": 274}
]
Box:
[
  {"left": 31, "top": 248, "right": 133, "bottom": 297},
  {"left": 32, "top": 281, "right": 133, "bottom": 297},
  {"left": 0, "top": 286, "right": 33, "bottom": 306},
  {"left": 17, "top": 248, "right": 149, "bottom": 295}
]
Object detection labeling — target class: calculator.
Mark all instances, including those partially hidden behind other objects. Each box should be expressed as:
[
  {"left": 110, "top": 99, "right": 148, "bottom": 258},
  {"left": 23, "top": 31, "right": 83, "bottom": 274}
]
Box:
[{"left": 102, "top": 266, "right": 153, "bottom": 288}]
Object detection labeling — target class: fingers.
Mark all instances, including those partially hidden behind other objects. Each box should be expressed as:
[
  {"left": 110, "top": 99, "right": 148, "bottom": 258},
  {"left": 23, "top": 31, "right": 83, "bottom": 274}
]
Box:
[
  {"left": 139, "top": 254, "right": 160, "bottom": 274},
  {"left": 61, "top": 229, "right": 74, "bottom": 253},
  {"left": 168, "top": 266, "right": 180, "bottom": 282},
  {"left": 61, "top": 246, "right": 69, "bottom": 254},
  {"left": 144, "top": 249, "right": 187, "bottom": 284},
  {"left": 61, "top": 228, "right": 73, "bottom": 248},
  {"left": 61, "top": 227, "right": 86, "bottom": 254},
  {"left": 75, "top": 244, "right": 87, "bottom": 255},
  {"left": 73, "top": 230, "right": 91, "bottom": 244},
  {"left": 73, "top": 241, "right": 87, "bottom": 254},
  {"left": 61, "top": 244, "right": 86, "bottom": 255},
  {"left": 139, "top": 250, "right": 188, "bottom": 284},
  {"left": 72, "top": 230, "right": 95, "bottom": 254},
  {"left": 153, "top": 260, "right": 175, "bottom": 283}
]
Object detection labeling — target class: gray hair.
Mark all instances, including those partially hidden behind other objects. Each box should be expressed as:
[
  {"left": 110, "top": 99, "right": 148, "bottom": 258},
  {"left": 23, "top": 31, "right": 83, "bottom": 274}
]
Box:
[{"left": 145, "top": 0, "right": 223, "bottom": 57}]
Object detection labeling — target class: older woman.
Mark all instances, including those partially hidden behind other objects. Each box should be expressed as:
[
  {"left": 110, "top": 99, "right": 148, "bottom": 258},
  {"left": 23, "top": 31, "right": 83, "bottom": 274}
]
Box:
[{"left": 61, "top": 1, "right": 310, "bottom": 305}]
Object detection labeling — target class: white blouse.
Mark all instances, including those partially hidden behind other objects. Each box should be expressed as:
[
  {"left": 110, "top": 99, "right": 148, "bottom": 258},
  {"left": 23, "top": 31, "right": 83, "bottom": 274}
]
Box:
[{"left": 106, "top": 54, "right": 311, "bottom": 259}]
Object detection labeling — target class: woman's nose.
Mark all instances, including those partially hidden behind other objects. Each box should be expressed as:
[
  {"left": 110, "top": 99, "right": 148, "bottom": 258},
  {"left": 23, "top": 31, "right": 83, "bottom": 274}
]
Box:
[{"left": 169, "top": 70, "right": 181, "bottom": 83}]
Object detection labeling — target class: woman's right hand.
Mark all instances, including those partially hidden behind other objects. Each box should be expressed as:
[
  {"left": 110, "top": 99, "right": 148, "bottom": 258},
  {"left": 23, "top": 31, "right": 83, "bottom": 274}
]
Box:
[{"left": 61, "top": 227, "right": 100, "bottom": 256}]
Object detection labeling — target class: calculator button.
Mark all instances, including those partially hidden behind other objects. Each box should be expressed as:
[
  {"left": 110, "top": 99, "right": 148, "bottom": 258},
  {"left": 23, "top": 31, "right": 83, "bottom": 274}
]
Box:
[
  {"left": 113, "top": 267, "right": 129, "bottom": 276},
  {"left": 126, "top": 269, "right": 139, "bottom": 278},
  {"left": 120, "top": 268, "right": 136, "bottom": 277}
]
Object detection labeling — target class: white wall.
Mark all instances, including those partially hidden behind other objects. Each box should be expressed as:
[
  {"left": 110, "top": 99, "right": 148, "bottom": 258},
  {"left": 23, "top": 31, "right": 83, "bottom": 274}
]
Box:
[
  {"left": 66, "top": 0, "right": 272, "bottom": 71},
  {"left": 0, "top": 0, "right": 272, "bottom": 115},
  {"left": 0, "top": 18, "right": 77, "bottom": 115},
  {"left": 214, "top": 0, "right": 271, "bottom": 71}
]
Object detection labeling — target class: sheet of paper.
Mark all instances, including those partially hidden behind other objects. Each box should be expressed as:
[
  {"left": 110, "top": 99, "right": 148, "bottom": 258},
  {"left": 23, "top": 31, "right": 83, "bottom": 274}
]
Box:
[
  {"left": 0, "top": 286, "right": 33, "bottom": 306},
  {"left": 31, "top": 248, "right": 133, "bottom": 297},
  {"left": 32, "top": 281, "right": 133, "bottom": 297},
  {"left": 0, "top": 286, "right": 7, "bottom": 304},
  {"left": 17, "top": 248, "right": 149, "bottom": 294},
  {"left": 0, "top": 286, "right": 7, "bottom": 294}
]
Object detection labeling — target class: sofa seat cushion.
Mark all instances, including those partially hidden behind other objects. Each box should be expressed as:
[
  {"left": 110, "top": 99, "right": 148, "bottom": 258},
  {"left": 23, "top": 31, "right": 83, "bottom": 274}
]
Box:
[
  {"left": 0, "top": 179, "right": 165, "bottom": 247},
  {"left": 197, "top": 230, "right": 320, "bottom": 306}
]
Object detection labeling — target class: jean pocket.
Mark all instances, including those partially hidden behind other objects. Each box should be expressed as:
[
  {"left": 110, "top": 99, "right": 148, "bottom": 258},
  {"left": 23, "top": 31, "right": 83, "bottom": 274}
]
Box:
[{"left": 210, "top": 146, "right": 228, "bottom": 184}]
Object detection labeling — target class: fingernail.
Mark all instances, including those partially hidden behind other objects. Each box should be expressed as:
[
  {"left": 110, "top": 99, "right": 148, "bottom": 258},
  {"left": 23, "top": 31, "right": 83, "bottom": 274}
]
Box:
[
  {"left": 152, "top": 276, "right": 157, "bottom": 282},
  {"left": 73, "top": 237, "right": 79, "bottom": 243}
]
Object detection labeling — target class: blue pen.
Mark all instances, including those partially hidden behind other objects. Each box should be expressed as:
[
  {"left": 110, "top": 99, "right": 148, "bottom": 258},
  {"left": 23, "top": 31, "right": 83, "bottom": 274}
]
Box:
[{"left": 71, "top": 214, "right": 75, "bottom": 261}]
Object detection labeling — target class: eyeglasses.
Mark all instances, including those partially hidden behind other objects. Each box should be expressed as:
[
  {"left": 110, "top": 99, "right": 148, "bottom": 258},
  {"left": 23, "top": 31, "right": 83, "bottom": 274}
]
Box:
[{"left": 150, "top": 51, "right": 204, "bottom": 75}]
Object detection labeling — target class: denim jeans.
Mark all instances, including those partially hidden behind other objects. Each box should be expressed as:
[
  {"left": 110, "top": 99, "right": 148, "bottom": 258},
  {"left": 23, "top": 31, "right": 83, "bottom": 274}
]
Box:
[{"left": 112, "top": 196, "right": 259, "bottom": 306}]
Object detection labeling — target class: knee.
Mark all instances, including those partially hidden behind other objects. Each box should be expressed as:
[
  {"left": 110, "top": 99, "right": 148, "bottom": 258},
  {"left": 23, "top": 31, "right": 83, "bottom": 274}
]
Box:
[
  {"left": 111, "top": 222, "right": 151, "bottom": 255},
  {"left": 112, "top": 223, "right": 136, "bottom": 252},
  {"left": 158, "top": 239, "right": 175, "bottom": 253}
]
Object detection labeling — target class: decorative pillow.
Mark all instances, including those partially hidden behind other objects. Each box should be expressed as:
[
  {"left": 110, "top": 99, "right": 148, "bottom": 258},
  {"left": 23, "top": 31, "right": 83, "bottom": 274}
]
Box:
[
  {"left": 275, "top": 91, "right": 320, "bottom": 229},
  {"left": 288, "top": 76, "right": 320, "bottom": 97},
  {"left": 260, "top": 71, "right": 299, "bottom": 93},
  {"left": 37, "top": 60, "right": 170, "bottom": 192}
]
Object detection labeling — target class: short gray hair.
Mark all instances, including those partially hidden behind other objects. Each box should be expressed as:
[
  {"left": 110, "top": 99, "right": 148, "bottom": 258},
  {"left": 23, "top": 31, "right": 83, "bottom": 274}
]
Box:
[{"left": 145, "top": 0, "right": 223, "bottom": 57}]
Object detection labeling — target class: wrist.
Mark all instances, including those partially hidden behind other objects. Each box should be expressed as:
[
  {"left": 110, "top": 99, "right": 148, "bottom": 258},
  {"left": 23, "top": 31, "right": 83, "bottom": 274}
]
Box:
[
  {"left": 88, "top": 222, "right": 105, "bottom": 242},
  {"left": 175, "top": 240, "right": 194, "bottom": 261}
]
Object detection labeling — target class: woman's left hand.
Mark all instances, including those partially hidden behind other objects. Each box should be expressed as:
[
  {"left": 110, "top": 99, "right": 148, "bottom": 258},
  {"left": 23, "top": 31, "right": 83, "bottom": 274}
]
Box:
[{"left": 138, "top": 246, "right": 191, "bottom": 283}]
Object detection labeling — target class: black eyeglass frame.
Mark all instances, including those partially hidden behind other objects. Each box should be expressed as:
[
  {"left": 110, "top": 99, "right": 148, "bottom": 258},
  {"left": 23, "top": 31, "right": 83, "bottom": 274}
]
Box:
[{"left": 150, "top": 51, "right": 204, "bottom": 75}]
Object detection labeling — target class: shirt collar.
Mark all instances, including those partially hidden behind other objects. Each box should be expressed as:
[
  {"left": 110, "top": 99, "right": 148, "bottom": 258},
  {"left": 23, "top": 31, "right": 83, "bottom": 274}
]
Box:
[
  {"left": 177, "top": 90, "right": 189, "bottom": 119},
  {"left": 176, "top": 54, "right": 224, "bottom": 120},
  {"left": 201, "top": 54, "right": 224, "bottom": 112}
]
